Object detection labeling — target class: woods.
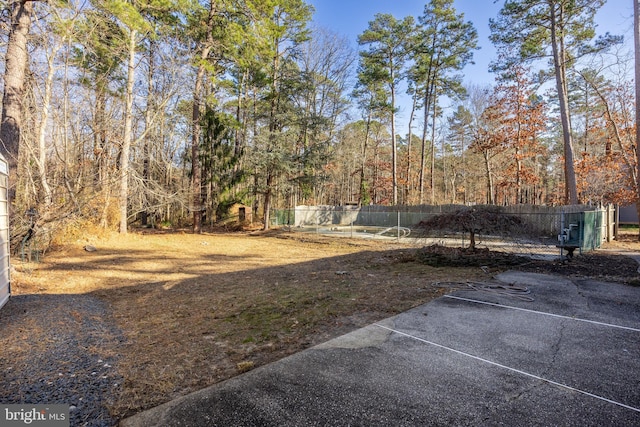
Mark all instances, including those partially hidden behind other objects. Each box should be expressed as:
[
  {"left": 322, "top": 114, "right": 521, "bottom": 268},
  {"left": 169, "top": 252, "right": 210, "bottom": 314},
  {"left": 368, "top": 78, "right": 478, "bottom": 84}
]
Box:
[{"left": 0, "top": 0, "right": 636, "bottom": 241}]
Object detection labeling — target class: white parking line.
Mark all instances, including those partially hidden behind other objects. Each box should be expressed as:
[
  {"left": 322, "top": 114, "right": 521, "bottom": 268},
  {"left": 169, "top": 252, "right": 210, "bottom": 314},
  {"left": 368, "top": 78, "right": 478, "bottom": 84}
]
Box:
[
  {"left": 445, "top": 295, "right": 640, "bottom": 332},
  {"left": 374, "top": 323, "right": 640, "bottom": 413}
]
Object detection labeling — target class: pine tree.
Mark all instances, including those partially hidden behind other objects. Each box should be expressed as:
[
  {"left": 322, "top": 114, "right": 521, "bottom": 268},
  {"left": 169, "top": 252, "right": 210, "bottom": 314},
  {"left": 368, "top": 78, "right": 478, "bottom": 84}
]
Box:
[
  {"left": 250, "top": 0, "right": 312, "bottom": 230},
  {"left": 358, "top": 13, "right": 416, "bottom": 206},
  {"left": 490, "top": 0, "right": 621, "bottom": 205},
  {"left": 411, "top": 0, "right": 478, "bottom": 204}
]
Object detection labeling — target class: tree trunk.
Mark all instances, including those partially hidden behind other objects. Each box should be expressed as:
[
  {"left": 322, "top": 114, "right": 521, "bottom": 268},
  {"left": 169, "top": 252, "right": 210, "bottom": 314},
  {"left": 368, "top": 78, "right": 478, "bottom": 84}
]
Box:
[
  {"left": 192, "top": 62, "right": 205, "bottom": 233},
  {"left": 405, "top": 92, "right": 417, "bottom": 204},
  {"left": 141, "top": 37, "right": 155, "bottom": 227},
  {"left": 390, "top": 68, "right": 398, "bottom": 206},
  {"left": 483, "top": 150, "right": 494, "bottom": 205},
  {"left": 35, "top": 41, "right": 58, "bottom": 208},
  {"left": 419, "top": 42, "right": 439, "bottom": 205},
  {"left": 430, "top": 97, "right": 437, "bottom": 204},
  {"left": 634, "top": 0, "right": 640, "bottom": 241},
  {"left": 469, "top": 229, "right": 476, "bottom": 250},
  {"left": 263, "top": 172, "right": 273, "bottom": 230},
  {"left": 192, "top": 2, "right": 217, "bottom": 233},
  {"left": 263, "top": 26, "right": 283, "bottom": 231},
  {"left": 359, "top": 112, "right": 371, "bottom": 206},
  {"left": 119, "top": 28, "right": 137, "bottom": 234},
  {"left": 419, "top": 117, "right": 427, "bottom": 205},
  {"left": 0, "top": 0, "right": 34, "bottom": 207},
  {"left": 419, "top": 86, "right": 432, "bottom": 205},
  {"left": 94, "top": 90, "right": 107, "bottom": 191},
  {"left": 515, "top": 147, "right": 522, "bottom": 204},
  {"left": 550, "top": 3, "right": 578, "bottom": 205}
]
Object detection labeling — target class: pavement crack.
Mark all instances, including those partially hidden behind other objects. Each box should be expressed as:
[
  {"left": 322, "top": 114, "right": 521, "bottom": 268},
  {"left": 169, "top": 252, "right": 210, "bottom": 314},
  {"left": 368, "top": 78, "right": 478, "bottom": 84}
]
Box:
[
  {"left": 543, "top": 320, "right": 567, "bottom": 379},
  {"left": 505, "top": 379, "right": 545, "bottom": 403},
  {"left": 571, "top": 278, "right": 592, "bottom": 311}
]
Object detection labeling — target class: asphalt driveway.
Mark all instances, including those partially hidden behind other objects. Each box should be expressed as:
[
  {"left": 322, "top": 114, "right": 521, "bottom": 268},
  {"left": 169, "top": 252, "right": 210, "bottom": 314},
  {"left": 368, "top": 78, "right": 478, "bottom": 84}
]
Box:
[{"left": 120, "top": 271, "right": 640, "bottom": 426}]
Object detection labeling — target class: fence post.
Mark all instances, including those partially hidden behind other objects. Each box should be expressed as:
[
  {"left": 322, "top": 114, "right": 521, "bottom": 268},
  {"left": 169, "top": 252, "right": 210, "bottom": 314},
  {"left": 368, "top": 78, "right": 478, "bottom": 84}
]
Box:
[
  {"left": 560, "top": 209, "right": 565, "bottom": 258},
  {"left": 613, "top": 205, "right": 620, "bottom": 240},
  {"left": 397, "top": 211, "right": 400, "bottom": 242},
  {"left": 607, "top": 204, "right": 614, "bottom": 242}
]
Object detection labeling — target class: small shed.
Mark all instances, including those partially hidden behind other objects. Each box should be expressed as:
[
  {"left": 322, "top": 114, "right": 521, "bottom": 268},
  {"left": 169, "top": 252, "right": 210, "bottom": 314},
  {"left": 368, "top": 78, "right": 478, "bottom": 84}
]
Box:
[
  {"left": 231, "top": 204, "right": 252, "bottom": 224},
  {"left": 0, "top": 154, "right": 9, "bottom": 310}
]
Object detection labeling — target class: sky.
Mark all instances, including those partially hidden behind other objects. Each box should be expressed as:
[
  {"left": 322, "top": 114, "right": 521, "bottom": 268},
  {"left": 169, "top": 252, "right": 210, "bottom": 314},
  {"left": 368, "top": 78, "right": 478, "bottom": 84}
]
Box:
[{"left": 307, "top": 0, "right": 635, "bottom": 91}]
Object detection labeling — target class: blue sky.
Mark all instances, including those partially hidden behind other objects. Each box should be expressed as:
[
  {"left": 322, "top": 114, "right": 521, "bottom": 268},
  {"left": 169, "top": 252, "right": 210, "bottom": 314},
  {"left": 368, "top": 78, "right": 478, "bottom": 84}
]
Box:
[{"left": 307, "top": 0, "right": 634, "bottom": 87}]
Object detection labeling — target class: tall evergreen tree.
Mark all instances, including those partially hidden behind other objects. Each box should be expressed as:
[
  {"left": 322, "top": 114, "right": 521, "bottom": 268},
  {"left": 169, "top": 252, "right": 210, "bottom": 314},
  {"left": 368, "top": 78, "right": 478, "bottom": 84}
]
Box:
[
  {"left": 358, "top": 13, "right": 415, "bottom": 206},
  {"left": 411, "top": 0, "right": 478, "bottom": 204},
  {"left": 490, "top": 0, "right": 620, "bottom": 205},
  {"left": 200, "top": 108, "right": 244, "bottom": 223},
  {"left": 185, "top": 0, "right": 247, "bottom": 232},
  {"left": 187, "top": 0, "right": 218, "bottom": 233},
  {"left": 250, "top": 0, "right": 312, "bottom": 230}
]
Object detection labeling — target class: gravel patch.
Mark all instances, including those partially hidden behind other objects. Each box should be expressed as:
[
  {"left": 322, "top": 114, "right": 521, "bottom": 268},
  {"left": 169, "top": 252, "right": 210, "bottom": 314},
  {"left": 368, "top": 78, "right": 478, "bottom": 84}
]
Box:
[{"left": 0, "top": 294, "right": 123, "bottom": 427}]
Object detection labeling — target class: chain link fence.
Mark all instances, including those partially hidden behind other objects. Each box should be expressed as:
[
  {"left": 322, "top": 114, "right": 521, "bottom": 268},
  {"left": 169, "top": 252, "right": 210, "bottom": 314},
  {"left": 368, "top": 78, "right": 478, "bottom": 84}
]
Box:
[{"left": 272, "top": 204, "right": 616, "bottom": 258}]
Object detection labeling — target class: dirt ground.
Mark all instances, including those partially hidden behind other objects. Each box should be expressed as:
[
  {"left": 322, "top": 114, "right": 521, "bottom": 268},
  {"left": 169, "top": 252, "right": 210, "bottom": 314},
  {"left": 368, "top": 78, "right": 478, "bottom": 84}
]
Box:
[{"left": 7, "top": 228, "right": 640, "bottom": 421}]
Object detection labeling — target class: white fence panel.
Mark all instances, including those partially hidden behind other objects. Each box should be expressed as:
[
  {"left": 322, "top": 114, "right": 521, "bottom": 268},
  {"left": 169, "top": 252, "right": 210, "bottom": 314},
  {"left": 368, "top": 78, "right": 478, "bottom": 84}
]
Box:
[{"left": 0, "top": 155, "right": 10, "bottom": 310}]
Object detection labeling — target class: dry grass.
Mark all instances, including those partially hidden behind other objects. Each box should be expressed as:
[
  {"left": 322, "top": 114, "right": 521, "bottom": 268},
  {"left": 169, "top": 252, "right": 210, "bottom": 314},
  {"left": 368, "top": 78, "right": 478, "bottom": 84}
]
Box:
[{"left": 9, "top": 229, "right": 640, "bottom": 419}]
